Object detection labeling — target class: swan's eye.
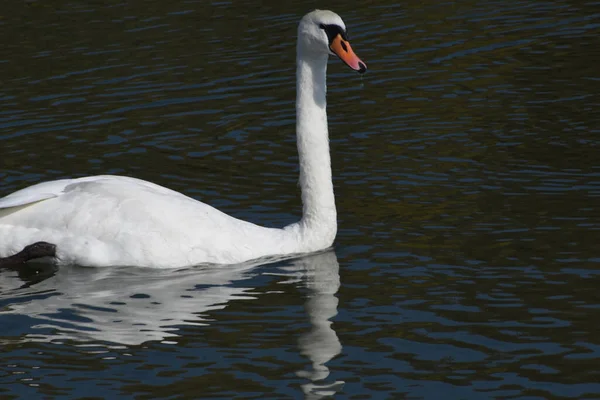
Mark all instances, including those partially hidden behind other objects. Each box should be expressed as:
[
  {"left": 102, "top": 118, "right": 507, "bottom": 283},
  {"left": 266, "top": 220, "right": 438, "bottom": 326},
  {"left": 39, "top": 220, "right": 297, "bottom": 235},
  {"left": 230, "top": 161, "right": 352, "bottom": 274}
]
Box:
[{"left": 319, "top": 24, "right": 348, "bottom": 43}]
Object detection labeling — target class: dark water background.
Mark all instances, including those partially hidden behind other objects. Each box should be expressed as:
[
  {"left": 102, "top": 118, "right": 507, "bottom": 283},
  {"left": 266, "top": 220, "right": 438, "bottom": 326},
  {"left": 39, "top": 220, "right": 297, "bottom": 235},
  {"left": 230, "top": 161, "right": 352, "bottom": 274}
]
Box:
[{"left": 1, "top": 0, "right": 599, "bottom": 398}]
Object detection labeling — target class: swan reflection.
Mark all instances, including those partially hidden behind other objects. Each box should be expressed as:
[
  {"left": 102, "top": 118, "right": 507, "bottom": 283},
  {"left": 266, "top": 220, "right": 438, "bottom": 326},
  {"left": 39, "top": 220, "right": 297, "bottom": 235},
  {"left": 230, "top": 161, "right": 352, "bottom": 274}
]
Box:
[
  {"left": 0, "top": 251, "right": 342, "bottom": 396},
  {"left": 0, "top": 261, "right": 258, "bottom": 344},
  {"left": 286, "top": 251, "right": 344, "bottom": 399}
]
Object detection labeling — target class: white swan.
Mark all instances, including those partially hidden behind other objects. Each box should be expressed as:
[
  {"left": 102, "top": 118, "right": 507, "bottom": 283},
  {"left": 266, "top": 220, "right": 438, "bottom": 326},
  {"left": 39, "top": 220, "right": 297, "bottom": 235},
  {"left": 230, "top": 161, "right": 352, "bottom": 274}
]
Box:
[{"left": 0, "top": 10, "right": 366, "bottom": 268}]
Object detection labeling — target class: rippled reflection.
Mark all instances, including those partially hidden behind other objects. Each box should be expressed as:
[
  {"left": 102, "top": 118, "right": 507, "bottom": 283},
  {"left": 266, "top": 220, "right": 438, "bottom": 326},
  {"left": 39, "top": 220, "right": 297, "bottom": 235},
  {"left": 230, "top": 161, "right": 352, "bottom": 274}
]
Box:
[
  {"left": 0, "top": 263, "right": 256, "bottom": 345},
  {"left": 292, "top": 252, "right": 343, "bottom": 399},
  {"left": 0, "top": 252, "right": 339, "bottom": 352},
  {"left": 0, "top": 251, "right": 342, "bottom": 398}
]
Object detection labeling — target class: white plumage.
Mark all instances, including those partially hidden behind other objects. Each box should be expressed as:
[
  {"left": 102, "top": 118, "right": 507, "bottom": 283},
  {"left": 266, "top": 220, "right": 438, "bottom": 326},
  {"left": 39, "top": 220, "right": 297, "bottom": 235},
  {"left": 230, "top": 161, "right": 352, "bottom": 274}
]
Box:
[
  {"left": 0, "top": 10, "right": 366, "bottom": 268},
  {"left": 0, "top": 175, "right": 300, "bottom": 267}
]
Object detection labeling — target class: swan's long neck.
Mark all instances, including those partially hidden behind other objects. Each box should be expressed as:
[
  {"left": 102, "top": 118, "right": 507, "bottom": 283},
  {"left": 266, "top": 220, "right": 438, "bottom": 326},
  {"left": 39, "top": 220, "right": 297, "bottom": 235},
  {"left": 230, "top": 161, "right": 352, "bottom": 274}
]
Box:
[{"left": 294, "top": 49, "right": 337, "bottom": 248}]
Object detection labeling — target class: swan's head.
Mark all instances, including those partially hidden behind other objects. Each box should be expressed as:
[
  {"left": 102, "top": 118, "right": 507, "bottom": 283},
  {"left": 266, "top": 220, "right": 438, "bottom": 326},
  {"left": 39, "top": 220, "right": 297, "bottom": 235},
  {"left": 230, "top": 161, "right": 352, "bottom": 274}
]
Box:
[{"left": 298, "top": 10, "right": 367, "bottom": 74}]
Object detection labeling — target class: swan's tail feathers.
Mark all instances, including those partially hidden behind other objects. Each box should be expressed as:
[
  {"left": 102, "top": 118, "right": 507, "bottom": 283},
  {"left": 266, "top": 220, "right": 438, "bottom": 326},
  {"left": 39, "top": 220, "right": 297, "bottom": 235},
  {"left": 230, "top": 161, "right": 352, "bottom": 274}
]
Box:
[
  {"left": 0, "top": 241, "right": 56, "bottom": 267},
  {"left": 0, "top": 192, "right": 57, "bottom": 209}
]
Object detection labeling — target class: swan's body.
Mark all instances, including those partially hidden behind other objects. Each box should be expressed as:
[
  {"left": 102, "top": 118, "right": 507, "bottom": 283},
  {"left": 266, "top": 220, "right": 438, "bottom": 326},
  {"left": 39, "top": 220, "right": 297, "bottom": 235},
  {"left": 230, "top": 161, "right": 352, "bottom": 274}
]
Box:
[
  {"left": 0, "top": 10, "right": 366, "bottom": 268},
  {"left": 0, "top": 175, "right": 306, "bottom": 266}
]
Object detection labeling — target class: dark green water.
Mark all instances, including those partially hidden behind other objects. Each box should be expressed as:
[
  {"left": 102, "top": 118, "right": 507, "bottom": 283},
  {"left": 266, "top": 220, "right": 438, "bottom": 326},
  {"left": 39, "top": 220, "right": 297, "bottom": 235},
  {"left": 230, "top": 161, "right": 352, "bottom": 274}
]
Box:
[{"left": 1, "top": 0, "right": 599, "bottom": 398}]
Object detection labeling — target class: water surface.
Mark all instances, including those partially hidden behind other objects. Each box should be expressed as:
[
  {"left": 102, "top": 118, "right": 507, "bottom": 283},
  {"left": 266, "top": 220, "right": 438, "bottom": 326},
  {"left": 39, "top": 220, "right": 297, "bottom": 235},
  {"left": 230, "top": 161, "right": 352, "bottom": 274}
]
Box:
[{"left": 1, "top": 0, "right": 599, "bottom": 398}]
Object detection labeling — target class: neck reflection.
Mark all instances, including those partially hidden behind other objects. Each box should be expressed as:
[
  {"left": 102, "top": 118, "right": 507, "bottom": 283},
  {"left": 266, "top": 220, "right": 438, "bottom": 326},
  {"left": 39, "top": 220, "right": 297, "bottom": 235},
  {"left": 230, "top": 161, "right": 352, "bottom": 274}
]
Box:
[{"left": 286, "top": 251, "right": 344, "bottom": 399}]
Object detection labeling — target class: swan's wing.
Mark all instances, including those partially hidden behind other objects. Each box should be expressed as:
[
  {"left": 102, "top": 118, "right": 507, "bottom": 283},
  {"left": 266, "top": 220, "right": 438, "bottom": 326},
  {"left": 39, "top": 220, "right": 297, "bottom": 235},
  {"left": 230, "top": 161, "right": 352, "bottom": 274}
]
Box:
[
  {"left": 0, "top": 180, "right": 70, "bottom": 209},
  {"left": 0, "top": 175, "right": 182, "bottom": 209}
]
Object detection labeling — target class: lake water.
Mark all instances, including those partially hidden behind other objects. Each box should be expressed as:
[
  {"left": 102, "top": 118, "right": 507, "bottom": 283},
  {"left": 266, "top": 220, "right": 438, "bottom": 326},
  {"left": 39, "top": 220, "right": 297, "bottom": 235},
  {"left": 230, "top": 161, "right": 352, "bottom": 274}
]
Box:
[{"left": 1, "top": 0, "right": 599, "bottom": 398}]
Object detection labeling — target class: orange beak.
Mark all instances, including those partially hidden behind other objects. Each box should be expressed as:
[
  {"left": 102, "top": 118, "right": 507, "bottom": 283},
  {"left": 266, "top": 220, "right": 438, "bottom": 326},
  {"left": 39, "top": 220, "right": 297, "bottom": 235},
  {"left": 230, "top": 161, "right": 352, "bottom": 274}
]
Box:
[{"left": 330, "top": 34, "right": 367, "bottom": 73}]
